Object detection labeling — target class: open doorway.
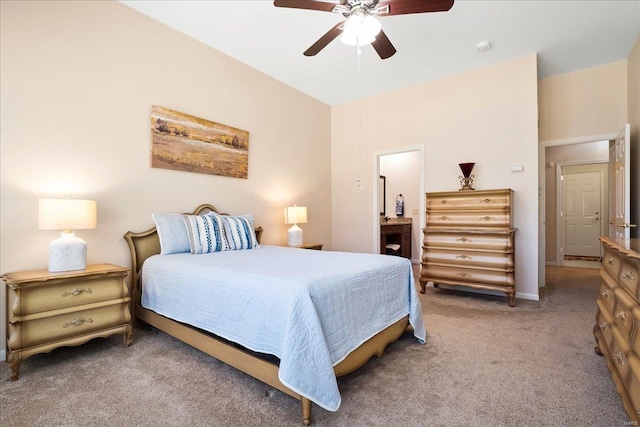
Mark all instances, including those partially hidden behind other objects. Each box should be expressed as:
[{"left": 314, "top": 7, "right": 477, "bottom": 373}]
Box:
[
  {"left": 374, "top": 146, "right": 424, "bottom": 265},
  {"left": 544, "top": 140, "right": 610, "bottom": 269},
  {"left": 558, "top": 162, "right": 608, "bottom": 268}
]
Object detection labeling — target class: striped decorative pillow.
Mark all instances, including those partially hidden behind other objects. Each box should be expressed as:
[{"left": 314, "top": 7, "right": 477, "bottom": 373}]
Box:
[
  {"left": 183, "top": 213, "right": 229, "bottom": 254},
  {"left": 222, "top": 214, "right": 258, "bottom": 250}
]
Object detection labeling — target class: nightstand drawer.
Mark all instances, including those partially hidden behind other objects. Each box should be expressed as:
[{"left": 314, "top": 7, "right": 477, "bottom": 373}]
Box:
[
  {"left": 8, "top": 302, "right": 129, "bottom": 349},
  {"left": 7, "top": 274, "right": 127, "bottom": 318}
]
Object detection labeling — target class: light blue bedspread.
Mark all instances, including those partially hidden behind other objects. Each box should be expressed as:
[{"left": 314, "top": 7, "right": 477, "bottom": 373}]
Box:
[{"left": 141, "top": 245, "right": 426, "bottom": 411}]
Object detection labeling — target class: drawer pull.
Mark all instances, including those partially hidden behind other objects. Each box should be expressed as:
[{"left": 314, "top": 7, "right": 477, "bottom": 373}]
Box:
[
  {"left": 61, "top": 288, "right": 92, "bottom": 297},
  {"left": 601, "top": 290, "right": 611, "bottom": 298},
  {"left": 599, "top": 322, "right": 608, "bottom": 331},
  {"left": 480, "top": 216, "right": 492, "bottom": 221},
  {"left": 607, "top": 257, "right": 616, "bottom": 265},
  {"left": 456, "top": 237, "right": 471, "bottom": 243},
  {"left": 457, "top": 272, "right": 470, "bottom": 277},
  {"left": 440, "top": 200, "right": 447, "bottom": 204},
  {"left": 616, "top": 312, "right": 628, "bottom": 323},
  {"left": 63, "top": 317, "right": 93, "bottom": 328},
  {"left": 440, "top": 216, "right": 449, "bottom": 220},
  {"left": 622, "top": 271, "right": 634, "bottom": 281},
  {"left": 480, "top": 198, "right": 494, "bottom": 203},
  {"left": 614, "top": 351, "right": 625, "bottom": 367},
  {"left": 456, "top": 255, "right": 472, "bottom": 260}
]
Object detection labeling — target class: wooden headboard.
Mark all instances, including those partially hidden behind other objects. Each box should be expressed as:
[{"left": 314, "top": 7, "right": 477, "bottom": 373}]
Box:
[{"left": 123, "top": 203, "right": 263, "bottom": 304}]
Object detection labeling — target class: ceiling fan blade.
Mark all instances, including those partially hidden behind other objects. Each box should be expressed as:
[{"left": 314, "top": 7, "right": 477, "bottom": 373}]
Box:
[
  {"left": 376, "top": 0, "right": 454, "bottom": 16},
  {"left": 273, "top": 0, "right": 340, "bottom": 13},
  {"left": 304, "top": 22, "right": 344, "bottom": 56},
  {"left": 371, "top": 29, "right": 396, "bottom": 59}
]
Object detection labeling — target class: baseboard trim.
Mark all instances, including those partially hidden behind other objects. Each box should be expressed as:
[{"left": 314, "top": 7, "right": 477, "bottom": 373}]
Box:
[
  {"left": 0, "top": 349, "right": 5, "bottom": 362},
  {"left": 546, "top": 261, "right": 557, "bottom": 266},
  {"left": 516, "top": 292, "right": 540, "bottom": 301}
]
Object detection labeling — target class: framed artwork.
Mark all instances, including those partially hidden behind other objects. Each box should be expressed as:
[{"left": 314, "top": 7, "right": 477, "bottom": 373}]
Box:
[{"left": 150, "top": 105, "right": 249, "bottom": 179}]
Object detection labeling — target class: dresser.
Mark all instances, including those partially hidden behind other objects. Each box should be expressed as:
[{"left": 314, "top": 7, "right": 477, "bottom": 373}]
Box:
[
  {"left": 380, "top": 218, "right": 412, "bottom": 259},
  {"left": 419, "top": 188, "right": 517, "bottom": 306},
  {"left": 594, "top": 237, "right": 640, "bottom": 422},
  {"left": 3, "top": 263, "right": 131, "bottom": 380}
]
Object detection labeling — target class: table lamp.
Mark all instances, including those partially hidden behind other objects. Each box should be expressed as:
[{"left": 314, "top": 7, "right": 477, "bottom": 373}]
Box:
[
  {"left": 284, "top": 205, "right": 307, "bottom": 246},
  {"left": 39, "top": 198, "right": 97, "bottom": 272}
]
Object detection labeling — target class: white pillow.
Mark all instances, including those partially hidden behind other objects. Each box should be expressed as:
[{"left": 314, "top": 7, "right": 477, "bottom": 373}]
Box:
[
  {"left": 152, "top": 212, "right": 191, "bottom": 255},
  {"left": 184, "top": 212, "right": 229, "bottom": 254},
  {"left": 221, "top": 214, "right": 259, "bottom": 250}
]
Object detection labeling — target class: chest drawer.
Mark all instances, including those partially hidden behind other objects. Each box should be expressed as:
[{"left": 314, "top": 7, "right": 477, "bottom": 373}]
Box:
[
  {"left": 427, "top": 190, "right": 511, "bottom": 210},
  {"left": 422, "top": 248, "right": 513, "bottom": 270},
  {"left": 619, "top": 259, "right": 640, "bottom": 301},
  {"left": 423, "top": 231, "right": 514, "bottom": 251},
  {"left": 599, "top": 270, "right": 618, "bottom": 314},
  {"left": 422, "top": 263, "right": 513, "bottom": 287},
  {"left": 610, "top": 325, "right": 633, "bottom": 381},
  {"left": 426, "top": 210, "right": 510, "bottom": 228},
  {"left": 7, "top": 302, "right": 129, "bottom": 349},
  {"left": 603, "top": 246, "right": 622, "bottom": 279},
  {"left": 625, "top": 355, "right": 640, "bottom": 420},
  {"left": 596, "top": 299, "right": 616, "bottom": 349},
  {"left": 613, "top": 287, "right": 637, "bottom": 343},
  {"left": 7, "top": 273, "right": 127, "bottom": 318}
]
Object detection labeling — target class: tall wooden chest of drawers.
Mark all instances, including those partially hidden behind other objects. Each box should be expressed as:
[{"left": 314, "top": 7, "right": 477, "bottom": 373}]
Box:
[
  {"left": 3, "top": 263, "right": 132, "bottom": 380},
  {"left": 419, "top": 188, "right": 517, "bottom": 306},
  {"left": 594, "top": 237, "right": 640, "bottom": 422}
]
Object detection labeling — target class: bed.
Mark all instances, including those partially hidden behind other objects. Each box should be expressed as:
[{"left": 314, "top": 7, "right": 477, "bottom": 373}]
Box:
[{"left": 123, "top": 203, "right": 426, "bottom": 425}]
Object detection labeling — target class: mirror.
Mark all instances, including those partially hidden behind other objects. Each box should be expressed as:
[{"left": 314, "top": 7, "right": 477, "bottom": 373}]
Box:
[{"left": 379, "top": 175, "right": 386, "bottom": 216}]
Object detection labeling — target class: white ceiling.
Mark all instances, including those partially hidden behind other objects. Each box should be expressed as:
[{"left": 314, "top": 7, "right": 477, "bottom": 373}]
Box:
[{"left": 120, "top": 0, "right": 640, "bottom": 106}]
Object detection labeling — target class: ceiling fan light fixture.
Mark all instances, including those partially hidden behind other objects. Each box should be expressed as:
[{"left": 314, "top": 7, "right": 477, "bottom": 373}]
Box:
[{"left": 340, "top": 13, "right": 381, "bottom": 46}]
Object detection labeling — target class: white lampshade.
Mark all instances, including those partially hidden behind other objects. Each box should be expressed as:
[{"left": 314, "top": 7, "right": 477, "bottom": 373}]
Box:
[
  {"left": 284, "top": 206, "right": 307, "bottom": 225},
  {"left": 284, "top": 205, "right": 307, "bottom": 246},
  {"left": 39, "top": 198, "right": 97, "bottom": 272},
  {"left": 39, "top": 198, "right": 97, "bottom": 230}
]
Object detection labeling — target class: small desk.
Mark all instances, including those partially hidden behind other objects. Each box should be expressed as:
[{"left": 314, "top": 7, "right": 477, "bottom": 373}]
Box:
[{"left": 380, "top": 218, "right": 412, "bottom": 259}]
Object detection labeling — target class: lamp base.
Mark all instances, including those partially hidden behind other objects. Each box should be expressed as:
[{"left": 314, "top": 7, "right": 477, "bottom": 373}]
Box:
[
  {"left": 48, "top": 231, "right": 87, "bottom": 272},
  {"left": 287, "top": 224, "right": 303, "bottom": 246}
]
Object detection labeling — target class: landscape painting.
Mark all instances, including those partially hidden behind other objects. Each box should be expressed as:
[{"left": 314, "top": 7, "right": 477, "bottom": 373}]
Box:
[{"left": 150, "top": 105, "right": 249, "bottom": 179}]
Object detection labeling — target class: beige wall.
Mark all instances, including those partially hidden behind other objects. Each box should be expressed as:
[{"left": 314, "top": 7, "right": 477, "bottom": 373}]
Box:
[
  {"left": 629, "top": 35, "right": 640, "bottom": 238},
  {"left": 538, "top": 61, "right": 628, "bottom": 142},
  {"left": 331, "top": 55, "right": 540, "bottom": 300},
  {"left": 0, "top": 1, "right": 331, "bottom": 359}
]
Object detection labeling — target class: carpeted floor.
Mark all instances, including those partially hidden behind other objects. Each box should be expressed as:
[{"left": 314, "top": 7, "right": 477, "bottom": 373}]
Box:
[{"left": 0, "top": 266, "right": 628, "bottom": 426}]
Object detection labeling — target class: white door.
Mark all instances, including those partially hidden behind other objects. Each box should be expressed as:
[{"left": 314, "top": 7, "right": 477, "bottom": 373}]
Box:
[
  {"left": 610, "top": 124, "right": 633, "bottom": 238},
  {"left": 563, "top": 171, "right": 602, "bottom": 257}
]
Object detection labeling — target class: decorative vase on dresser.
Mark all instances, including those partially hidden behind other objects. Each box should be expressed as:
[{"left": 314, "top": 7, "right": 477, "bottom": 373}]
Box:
[
  {"left": 593, "top": 237, "right": 640, "bottom": 422},
  {"left": 420, "top": 188, "right": 517, "bottom": 306}
]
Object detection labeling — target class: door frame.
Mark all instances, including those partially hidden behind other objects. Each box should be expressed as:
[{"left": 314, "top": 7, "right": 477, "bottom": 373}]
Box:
[
  {"left": 555, "top": 161, "right": 608, "bottom": 265},
  {"left": 373, "top": 145, "right": 425, "bottom": 261},
  {"left": 539, "top": 132, "right": 617, "bottom": 287}
]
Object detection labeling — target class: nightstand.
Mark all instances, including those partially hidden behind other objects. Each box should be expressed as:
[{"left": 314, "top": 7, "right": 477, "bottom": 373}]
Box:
[
  {"left": 291, "top": 243, "right": 323, "bottom": 250},
  {"left": 3, "top": 263, "right": 131, "bottom": 381}
]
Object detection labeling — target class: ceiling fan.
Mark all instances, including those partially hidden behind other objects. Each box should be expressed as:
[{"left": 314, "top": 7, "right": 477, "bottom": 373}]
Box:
[{"left": 273, "top": 0, "right": 455, "bottom": 59}]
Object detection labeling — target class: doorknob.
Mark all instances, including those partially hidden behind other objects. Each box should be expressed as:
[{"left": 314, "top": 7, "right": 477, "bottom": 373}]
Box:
[{"left": 617, "top": 223, "right": 638, "bottom": 228}]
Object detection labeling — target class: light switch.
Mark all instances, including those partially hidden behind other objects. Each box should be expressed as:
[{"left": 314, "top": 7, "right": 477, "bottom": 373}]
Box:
[{"left": 511, "top": 164, "right": 523, "bottom": 172}]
